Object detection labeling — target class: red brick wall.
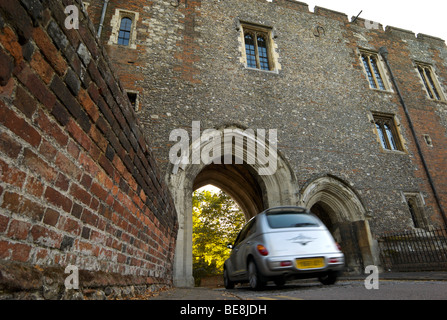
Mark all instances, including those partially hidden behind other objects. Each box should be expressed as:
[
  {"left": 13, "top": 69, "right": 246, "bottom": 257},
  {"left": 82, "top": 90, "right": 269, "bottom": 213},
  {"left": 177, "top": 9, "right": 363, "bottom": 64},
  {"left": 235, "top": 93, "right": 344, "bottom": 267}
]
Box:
[{"left": 0, "top": 0, "right": 177, "bottom": 298}]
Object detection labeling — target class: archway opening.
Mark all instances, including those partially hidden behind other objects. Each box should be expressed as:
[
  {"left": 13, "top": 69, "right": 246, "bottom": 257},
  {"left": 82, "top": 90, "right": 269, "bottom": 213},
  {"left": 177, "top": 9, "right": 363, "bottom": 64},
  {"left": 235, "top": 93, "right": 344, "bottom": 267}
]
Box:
[
  {"left": 169, "top": 125, "right": 299, "bottom": 287},
  {"left": 192, "top": 184, "right": 246, "bottom": 287},
  {"left": 190, "top": 162, "right": 266, "bottom": 286},
  {"left": 310, "top": 201, "right": 364, "bottom": 274},
  {"left": 303, "top": 176, "right": 376, "bottom": 274},
  {"left": 310, "top": 202, "right": 335, "bottom": 234}
]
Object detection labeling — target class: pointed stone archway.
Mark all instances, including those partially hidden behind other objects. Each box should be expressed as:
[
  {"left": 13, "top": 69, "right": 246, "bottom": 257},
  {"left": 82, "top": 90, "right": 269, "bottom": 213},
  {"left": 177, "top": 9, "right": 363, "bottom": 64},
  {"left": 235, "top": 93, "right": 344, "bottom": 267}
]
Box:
[
  {"left": 167, "top": 125, "right": 298, "bottom": 287},
  {"left": 300, "top": 175, "right": 378, "bottom": 274}
]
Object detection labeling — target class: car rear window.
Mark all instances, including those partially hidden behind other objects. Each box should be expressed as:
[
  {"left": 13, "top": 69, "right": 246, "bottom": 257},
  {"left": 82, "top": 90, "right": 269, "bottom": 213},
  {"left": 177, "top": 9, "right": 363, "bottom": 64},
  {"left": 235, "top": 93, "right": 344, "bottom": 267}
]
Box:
[{"left": 266, "top": 213, "right": 321, "bottom": 229}]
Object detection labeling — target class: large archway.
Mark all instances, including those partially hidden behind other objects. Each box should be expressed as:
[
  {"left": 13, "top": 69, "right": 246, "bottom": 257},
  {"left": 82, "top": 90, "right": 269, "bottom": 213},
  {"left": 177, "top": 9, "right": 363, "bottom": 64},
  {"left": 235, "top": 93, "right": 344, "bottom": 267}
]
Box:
[
  {"left": 168, "top": 125, "right": 298, "bottom": 287},
  {"left": 300, "top": 175, "right": 378, "bottom": 273}
]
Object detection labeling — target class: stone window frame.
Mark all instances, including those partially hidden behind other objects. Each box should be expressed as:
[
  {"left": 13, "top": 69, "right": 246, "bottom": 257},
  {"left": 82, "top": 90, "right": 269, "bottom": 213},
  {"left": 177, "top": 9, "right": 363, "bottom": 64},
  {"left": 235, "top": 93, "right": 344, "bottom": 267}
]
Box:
[
  {"left": 237, "top": 21, "right": 280, "bottom": 73},
  {"left": 358, "top": 48, "right": 392, "bottom": 92},
  {"left": 414, "top": 61, "right": 446, "bottom": 102},
  {"left": 108, "top": 9, "right": 139, "bottom": 49},
  {"left": 402, "top": 192, "right": 428, "bottom": 229},
  {"left": 369, "top": 112, "right": 406, "bottom": 153}
]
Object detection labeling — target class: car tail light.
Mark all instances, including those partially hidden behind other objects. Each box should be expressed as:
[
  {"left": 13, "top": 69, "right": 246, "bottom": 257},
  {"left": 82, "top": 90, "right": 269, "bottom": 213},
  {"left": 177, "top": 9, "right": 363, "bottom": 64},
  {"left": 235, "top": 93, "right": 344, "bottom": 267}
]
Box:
[
  {"left": 328, "top": 258, "right": 340, "bottom": 264},
  {"left": 257, "top": 244, "right": 269, "bottom": 256},
  {"left": 336, "top": 242, "right": 342, "bottom": 251},
  {"left": 280, "top": 261, "right": 292, "bottom": 267}
]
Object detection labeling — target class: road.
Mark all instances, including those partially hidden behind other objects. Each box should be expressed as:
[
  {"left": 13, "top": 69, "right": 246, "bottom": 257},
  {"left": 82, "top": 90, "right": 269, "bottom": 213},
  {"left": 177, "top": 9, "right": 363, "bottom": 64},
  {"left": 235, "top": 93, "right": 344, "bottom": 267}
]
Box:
[
  {"left": 227, "top": 279, "right": 447, "bottom": 300},
  {"left": 149, "top": 279, "right": 447, "bottom": 300}
]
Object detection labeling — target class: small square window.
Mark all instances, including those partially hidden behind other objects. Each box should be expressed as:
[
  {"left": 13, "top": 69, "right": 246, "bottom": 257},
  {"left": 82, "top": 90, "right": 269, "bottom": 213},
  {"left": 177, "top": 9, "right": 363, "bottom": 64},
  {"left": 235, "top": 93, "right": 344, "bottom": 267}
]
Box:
[
  {"left": 360, "top": 50, "right": 389, "bottom": 91},
  {"left": 126, "top": 91, "right": 140, "bottom": 111},
  {"left": 415, "top": 63, "right": 445, "bottom": 101},
  {"left": 372, "top": 113, "right": 404, "bottom": 152},
  {"left": 423, "top": 134, "right": 433, "bottom": 147}
]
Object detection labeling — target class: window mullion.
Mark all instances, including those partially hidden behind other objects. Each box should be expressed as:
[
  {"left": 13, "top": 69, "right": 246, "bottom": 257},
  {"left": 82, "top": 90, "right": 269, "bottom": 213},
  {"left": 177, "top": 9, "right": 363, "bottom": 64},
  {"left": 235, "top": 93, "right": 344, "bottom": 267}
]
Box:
[
  {"left": 254, "top": 32, "right": 261, "bottom": 69},
  {"left": 381, "top": 124, "right": 392, "bottom": 150}
]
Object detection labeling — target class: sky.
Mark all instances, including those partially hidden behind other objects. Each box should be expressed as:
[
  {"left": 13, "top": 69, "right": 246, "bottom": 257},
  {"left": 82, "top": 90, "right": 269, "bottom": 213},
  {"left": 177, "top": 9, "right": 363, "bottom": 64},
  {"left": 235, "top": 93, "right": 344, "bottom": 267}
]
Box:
[
  {"left": 305, "top": 0, "right": 447, "bottom": 41},
  {"left": 196, "top": 184, "right": 222, "bottom": 194}
]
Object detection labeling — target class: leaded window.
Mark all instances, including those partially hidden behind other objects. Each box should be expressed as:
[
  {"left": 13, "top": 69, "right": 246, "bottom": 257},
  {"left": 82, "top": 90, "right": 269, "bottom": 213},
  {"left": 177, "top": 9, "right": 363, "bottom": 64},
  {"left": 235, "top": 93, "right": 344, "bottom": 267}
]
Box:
[
  {"left": 373, "top": 114, "right": 403, "bottom": 151},
  {"left": 243, "top": 28, "right": 271, "bottom": 71},
  {"left": 361, "top": 51, "right": 386, "bottom": 90},
  {"left": 416, "top": 63, "right": 444, "bottom": 101}
]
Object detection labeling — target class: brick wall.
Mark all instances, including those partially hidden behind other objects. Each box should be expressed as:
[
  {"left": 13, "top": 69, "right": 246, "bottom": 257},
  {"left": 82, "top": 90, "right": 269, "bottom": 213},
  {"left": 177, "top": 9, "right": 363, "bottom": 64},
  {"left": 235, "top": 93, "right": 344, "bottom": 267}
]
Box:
[{"left": 0, "top": 0, "right": 178, "bottom": 299}]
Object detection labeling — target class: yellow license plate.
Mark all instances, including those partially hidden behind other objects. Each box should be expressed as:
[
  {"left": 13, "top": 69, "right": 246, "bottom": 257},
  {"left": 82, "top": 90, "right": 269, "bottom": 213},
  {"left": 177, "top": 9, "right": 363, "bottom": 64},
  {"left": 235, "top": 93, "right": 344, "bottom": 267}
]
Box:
[{"left": 296, "top": 258, "right": 325, "bottom": 270}]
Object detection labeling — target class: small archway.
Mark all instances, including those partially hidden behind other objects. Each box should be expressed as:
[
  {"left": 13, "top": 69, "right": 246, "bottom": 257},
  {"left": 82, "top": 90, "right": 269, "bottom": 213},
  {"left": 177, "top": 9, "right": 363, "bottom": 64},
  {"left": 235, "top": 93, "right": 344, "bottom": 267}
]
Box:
[
  {"left": 168, "top": 125, "right": 299, "bottom": 287},
  {"left": 301, "top": 175, "right": 377, "bottom": 274}
]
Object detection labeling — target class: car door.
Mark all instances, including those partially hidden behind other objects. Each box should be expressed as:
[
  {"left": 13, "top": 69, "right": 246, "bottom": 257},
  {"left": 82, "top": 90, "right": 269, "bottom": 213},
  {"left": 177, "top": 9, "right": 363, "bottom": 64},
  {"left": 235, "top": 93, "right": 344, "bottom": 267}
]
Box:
[
  {"left": 235, "top": 217, "right": 257, "bottom": 278},
  {"left": 228, "top": 223, "right": 249, "bottom": 279}
]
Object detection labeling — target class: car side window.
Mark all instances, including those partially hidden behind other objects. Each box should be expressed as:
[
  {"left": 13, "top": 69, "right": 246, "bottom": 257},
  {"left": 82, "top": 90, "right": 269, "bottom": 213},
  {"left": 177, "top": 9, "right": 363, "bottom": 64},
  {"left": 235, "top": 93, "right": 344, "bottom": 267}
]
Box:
[
  {"left": 245, "top": 217, "right": 257, "bottom": 239},
  {"left": 233, "top": 225, "right": 248, "bottom": 247},
  {"left": 233, "top": 217, "right": 256, "bottom": 247}
]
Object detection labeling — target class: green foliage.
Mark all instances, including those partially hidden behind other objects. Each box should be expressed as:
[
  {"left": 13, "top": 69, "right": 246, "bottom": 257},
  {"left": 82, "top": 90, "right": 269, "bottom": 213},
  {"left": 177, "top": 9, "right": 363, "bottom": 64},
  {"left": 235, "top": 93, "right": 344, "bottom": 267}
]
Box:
[{"left": 192, "top": 189, "right": 246, "bottom": 284}]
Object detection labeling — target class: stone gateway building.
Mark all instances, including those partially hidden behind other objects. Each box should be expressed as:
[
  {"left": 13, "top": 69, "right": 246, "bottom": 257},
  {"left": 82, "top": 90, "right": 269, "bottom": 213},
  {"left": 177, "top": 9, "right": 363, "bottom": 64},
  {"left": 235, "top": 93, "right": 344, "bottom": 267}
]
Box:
[
  {"left": 1, "top": 0, "right": 447, "bottom": 294},
  {"left": 85, "top": 0, "right": 447, "bottom": 286}
]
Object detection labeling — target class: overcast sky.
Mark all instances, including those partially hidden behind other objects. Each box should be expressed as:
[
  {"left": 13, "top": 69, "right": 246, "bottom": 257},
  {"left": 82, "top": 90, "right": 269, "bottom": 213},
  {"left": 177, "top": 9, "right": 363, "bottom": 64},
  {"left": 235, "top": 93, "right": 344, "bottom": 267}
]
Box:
[{"left": 305, "top": 0, "right": 447, "bottom": 42}]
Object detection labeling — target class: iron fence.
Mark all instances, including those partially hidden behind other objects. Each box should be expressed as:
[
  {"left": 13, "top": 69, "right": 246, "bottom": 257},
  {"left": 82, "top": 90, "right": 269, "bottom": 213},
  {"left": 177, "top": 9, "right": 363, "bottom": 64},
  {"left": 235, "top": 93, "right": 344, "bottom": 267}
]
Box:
[{"left": 379, "top": 228, "right": 447, "bottom": 272}]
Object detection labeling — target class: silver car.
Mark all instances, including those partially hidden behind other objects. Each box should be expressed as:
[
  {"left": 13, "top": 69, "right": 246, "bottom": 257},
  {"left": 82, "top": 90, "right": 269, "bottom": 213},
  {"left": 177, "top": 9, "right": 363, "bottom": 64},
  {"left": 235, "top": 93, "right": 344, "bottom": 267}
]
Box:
[{"left": 223, "top": 206, "right": 345, "bottom": 290}]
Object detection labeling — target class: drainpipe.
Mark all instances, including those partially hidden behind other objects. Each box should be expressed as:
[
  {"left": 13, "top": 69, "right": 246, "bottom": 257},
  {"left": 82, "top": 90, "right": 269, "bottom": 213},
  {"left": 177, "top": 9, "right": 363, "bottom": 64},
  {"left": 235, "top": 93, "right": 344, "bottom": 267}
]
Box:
[
  {"left": 97, "top": 0, "right": 109, "bottom": 38},
  {"left": 379, "top": 47, "right": 447, "bottom": 228}
]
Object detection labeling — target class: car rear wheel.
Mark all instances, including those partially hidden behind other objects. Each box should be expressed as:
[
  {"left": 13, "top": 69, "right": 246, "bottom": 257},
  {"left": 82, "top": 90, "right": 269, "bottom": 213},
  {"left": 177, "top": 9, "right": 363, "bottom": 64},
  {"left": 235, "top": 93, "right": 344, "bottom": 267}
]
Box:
[
  {"left": 274, "top": 277, "right": 286, "bottom": 287},
  {"left": 318, "top": 271, "right": 338, "bottom": 285},
  {"left": 248, "top": 260, "right": 266, "bottom": 290},
  {"left": 223, "top": 268, "right": 235, "bottom": 289}
]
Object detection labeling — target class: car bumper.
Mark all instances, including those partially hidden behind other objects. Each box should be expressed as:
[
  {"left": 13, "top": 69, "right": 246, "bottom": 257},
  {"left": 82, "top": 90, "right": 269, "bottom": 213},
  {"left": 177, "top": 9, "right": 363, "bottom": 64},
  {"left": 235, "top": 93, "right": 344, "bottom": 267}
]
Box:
[{"left": 258, "top": 253, "right": 345, "bottom": 277}]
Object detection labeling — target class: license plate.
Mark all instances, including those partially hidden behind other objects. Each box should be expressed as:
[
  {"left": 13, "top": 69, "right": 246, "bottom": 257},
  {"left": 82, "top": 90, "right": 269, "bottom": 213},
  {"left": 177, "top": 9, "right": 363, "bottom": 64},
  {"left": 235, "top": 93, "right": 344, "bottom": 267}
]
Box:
[{"left": 296, "top": 258, "right": 325, "bottom": 270}]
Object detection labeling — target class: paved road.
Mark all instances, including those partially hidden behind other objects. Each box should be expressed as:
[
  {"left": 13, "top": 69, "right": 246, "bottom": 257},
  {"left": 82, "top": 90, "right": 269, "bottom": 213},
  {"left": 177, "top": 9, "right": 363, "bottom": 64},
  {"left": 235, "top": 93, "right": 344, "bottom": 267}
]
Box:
[
  {"left": 149, "top": 279, "right": 447, "bottom": 300},
  {"left": 149, "top": 287, "right": 240, "bottom": 300},
  {"left": 227, "top": 279, "right": 447, "bottom": 300}
]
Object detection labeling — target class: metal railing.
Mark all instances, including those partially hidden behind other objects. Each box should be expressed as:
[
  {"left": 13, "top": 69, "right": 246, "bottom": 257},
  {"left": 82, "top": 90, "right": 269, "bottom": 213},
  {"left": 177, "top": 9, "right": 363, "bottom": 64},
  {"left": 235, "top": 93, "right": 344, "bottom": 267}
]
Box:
[{"left": 379, "top": 228, "right": 447, "bottom": 272}]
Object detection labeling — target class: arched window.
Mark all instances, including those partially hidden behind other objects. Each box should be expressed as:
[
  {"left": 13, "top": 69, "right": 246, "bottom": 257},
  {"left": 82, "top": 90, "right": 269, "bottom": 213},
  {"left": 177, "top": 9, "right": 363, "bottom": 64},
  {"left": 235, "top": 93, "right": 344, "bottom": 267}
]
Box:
[
  {"left": 375, "top": 123, "right": 387, "bottom": 150},
  {"left": 360, "top": 51, "right": 387, "bottom": 90},
  {"left": 118, "top": 17, "right": 132, "bottom": 46},
  {"left": 417, "top": 64, "right": 443, "bottom": 101},
  {"left": 384, "top": 123, "right": 398, "bottom": 151},
  {"left": 244, "top": 34, "right": 257, "bottom": 69},
  {"left": 257, "top": 35, "right": 269, "bottom": 71}
]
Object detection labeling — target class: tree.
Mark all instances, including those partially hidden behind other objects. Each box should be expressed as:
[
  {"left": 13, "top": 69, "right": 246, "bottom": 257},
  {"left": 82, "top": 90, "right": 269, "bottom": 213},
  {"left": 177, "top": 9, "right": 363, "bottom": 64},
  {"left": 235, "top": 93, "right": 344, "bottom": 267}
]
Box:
[{"left": 192, "top": 189, "right": 246, "bottom": 284}]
